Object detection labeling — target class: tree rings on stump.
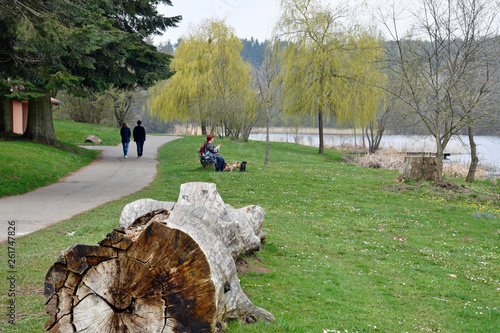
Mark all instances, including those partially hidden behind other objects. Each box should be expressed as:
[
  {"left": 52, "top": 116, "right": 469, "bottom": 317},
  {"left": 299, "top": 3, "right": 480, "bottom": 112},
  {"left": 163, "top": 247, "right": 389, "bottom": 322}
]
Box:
[{"left": 44, "top": 221, "right": 217, "bottom": 332}]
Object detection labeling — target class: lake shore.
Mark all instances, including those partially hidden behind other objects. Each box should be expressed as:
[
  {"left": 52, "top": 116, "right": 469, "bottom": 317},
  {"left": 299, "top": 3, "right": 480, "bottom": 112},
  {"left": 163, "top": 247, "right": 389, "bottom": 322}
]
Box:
[
  {"left": 166, "top": 125, "right": 499, "bottom": 177},
  {"left": 248, "top": 132, "right": 500, "bottom": 178},
  {"left": 170, "top": 125, "right": 368, "bottom": 135}
]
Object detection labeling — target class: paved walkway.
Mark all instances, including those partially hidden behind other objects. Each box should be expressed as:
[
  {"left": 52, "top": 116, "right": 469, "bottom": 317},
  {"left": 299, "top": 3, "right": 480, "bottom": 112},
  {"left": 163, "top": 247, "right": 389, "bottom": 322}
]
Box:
[{"left": 0, "top": 135, "right": 182, "bottom": 243}]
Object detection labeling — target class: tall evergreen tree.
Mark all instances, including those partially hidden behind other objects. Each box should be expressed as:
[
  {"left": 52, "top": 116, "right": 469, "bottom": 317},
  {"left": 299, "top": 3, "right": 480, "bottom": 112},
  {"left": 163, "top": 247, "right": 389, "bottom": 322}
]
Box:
[{"left": 0, "top": 0, "right": 181, "bottom": 145}]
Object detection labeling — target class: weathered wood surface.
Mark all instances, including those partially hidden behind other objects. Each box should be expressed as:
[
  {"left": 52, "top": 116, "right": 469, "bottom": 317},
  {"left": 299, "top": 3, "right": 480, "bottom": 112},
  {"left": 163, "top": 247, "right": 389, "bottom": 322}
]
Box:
[
  {"left": 44, "top": 182, "right": 273, "bottom": 332},
  {"left": 397, "top": 156, "right": 439, "bottom": 181},
  {"left": 120, "top": 182, "right": 267, "bottom": 259},
  {"left": 119, "top": 198, "right": 175, "bottom": 228}
]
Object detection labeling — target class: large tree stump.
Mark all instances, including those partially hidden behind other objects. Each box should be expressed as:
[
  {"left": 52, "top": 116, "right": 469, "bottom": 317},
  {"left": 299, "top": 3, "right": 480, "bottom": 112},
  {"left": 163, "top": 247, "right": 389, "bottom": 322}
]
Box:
[
  {"left": 397, "top": 156, "right": 439, "bottom": 181},
  {"left": 44, "top": 183, "right": 274, "bottom": 332}
]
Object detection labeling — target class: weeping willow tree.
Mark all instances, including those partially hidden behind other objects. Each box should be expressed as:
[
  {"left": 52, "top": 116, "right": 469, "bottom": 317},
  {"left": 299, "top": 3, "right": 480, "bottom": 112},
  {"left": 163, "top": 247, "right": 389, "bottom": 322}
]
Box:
[
  {"left": 346, "top": 29, "right": 387, "bottom": 153},
  {"left": 274, "top": 0, "right": 384, "bottom": 153},
  {"left": 150, "top": 19, "right": 253, "bottom": 137}
]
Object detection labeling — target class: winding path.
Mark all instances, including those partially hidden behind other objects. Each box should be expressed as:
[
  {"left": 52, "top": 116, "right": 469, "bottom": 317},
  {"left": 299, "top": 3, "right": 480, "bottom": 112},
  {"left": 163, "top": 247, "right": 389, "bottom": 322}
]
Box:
[{"left": 0, "top": 135, "right": 181, "bottom": 243}]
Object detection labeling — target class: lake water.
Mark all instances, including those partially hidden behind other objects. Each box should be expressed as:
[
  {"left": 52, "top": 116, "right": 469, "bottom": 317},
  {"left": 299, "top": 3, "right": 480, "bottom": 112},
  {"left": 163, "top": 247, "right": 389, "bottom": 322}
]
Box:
[{"left": 249, "top": 133, "right": 500, "bottom": 176}]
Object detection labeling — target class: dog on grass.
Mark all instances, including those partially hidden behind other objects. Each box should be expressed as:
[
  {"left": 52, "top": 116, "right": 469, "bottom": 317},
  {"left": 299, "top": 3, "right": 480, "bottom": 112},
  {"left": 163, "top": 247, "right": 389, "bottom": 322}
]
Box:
[
  {"left": 224, "top": 162, "right": 240, "bottom": 172},
  {"left": 223, "top": 161, "right": 247, "bottom": 172}
]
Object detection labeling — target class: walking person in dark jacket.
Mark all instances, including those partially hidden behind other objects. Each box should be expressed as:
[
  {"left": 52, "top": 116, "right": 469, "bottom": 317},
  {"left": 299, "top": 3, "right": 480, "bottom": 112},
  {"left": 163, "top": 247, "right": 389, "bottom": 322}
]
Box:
[
  {"left": 120, "top": 122, "right": 131, "bottom": 158},
  {"left": 132, "top": 120, "right": 146, "bottom": 158}
]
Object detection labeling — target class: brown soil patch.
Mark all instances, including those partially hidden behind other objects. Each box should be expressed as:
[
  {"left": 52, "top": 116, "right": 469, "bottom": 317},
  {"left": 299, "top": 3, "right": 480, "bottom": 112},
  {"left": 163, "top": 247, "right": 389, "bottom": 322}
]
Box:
[
  {"left": 17, "top": 285, "right": 44, "bottom": 296},
  {"left": 383, "top": 183, "right": 413, "bottom": 193},
  {"left": 236, "top": 252, "right": 271, "bottom": 275},
  {"left": 1, "top": 284, "right": 43, "bottom": 298},
  {"left": 432, "top": 181, "right": 462, "bottom": 191},
  {"left": 385, "top": 180, "right": 499, "bottom": 205},
  {"left": 460, "top": 236, "right": 478, "bottom": 242}
]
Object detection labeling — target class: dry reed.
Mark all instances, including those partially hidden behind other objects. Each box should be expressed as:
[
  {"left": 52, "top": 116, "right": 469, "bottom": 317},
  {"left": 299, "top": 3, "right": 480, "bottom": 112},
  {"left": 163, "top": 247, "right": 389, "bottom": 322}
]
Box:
[
  {"left": 355, "top": 148, "right": 405, "bottom": 171},
  {"left": 354, "top": 148, "right": 489, "bottom": 179}
]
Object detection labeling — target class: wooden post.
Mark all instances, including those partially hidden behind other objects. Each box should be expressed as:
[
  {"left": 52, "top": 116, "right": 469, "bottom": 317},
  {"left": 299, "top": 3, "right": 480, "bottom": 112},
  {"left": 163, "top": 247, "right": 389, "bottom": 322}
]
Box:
[{"left": 202, "top": 162, "right": 215, "bottom": 170}]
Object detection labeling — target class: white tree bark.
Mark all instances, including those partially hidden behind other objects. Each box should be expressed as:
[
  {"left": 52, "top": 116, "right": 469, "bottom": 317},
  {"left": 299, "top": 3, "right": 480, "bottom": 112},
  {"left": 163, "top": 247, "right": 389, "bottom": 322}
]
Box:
[{"left": 120, "top": 182, "right": 267, "bottom": 259}]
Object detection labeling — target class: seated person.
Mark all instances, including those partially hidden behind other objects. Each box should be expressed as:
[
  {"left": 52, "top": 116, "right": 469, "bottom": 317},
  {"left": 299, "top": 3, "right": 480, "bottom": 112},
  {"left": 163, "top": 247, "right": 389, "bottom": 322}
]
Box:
[{"left": 201, "top": 135, "right": 226, "bottom": 172}]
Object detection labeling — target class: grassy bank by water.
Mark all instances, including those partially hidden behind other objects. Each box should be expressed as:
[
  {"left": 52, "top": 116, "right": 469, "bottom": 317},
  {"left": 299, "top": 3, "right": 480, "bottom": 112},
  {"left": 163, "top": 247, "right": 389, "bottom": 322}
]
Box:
[{"left": 0, "top": 134, "right": 499, "bottom": 332}]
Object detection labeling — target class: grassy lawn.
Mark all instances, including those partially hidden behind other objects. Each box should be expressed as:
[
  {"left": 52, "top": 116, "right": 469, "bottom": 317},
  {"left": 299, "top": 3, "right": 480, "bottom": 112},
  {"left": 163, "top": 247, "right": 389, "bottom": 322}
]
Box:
[
  {"left": 0, "top": 119, "right": 120, "bottom": 198},
  {"left": 0, "top": 133, "right": 499, "bottom": 332},
  {"left": 53, "top": 118, "right": 121, "bottom": 146}
]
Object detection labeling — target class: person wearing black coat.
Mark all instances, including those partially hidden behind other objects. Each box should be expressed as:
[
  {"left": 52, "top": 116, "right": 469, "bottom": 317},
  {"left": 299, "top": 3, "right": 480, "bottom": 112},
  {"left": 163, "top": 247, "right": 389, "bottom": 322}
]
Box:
[
  {"left": 120, "top": 123, "right": 131, "bottom": 158},
  {"left": 132, "top": 120, "right": 146, "bottom": 158}
]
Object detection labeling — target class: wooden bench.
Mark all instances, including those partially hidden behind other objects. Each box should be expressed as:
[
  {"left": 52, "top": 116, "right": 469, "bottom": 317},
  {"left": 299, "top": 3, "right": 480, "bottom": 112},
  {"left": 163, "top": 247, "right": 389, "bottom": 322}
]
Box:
[
  {"left": 198, "top": 148, "right": 215, "bottom": 170},
  {"left": 406, "top": 152, "right": 451, "bottom": 160}
]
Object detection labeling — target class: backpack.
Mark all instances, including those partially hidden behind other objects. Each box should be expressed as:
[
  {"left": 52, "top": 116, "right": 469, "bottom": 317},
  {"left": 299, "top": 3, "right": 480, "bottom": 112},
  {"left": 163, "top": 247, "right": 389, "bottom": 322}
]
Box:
[{"left": 200, "top": 142, "right": 208, "bottom": 156}]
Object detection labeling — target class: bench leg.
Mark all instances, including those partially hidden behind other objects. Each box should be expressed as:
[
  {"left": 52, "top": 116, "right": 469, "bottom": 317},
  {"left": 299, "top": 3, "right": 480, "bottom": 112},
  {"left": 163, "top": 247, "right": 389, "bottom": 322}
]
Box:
[{"left": 202, "top": 162, "right": 215, "bottom": 170}]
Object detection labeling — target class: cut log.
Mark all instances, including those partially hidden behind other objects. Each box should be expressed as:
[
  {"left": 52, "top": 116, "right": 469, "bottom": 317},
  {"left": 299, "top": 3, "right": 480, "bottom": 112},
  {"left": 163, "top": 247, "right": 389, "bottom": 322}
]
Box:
[
  {"left": 120, "top": 182, "right": 267, "bottom": 259},
  {"left": 396, "top": 156, "right": 439, "bottom": 181},
  {"left": 44, "top": 183, "right": 274, "bottom": 332},
  {"left": 119, "top": 198, "right": 175, "bottom": 228}
]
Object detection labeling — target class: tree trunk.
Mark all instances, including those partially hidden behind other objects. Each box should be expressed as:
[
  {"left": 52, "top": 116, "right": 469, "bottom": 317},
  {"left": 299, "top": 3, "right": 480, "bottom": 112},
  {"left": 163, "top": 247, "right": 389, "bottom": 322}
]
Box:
[
  {"left": 112, "top": 92, "right": 132, "bottom": 127},
  {"left": 397, "top": 156, "right": 439, "bottom": 181},
  {"left": 354, "top": 127, "right": 357, "bottom": 154},
  {"left": 434, "top": 136, "right": 445, "bottom": 181},
  {"left": 361, "top": 127, "right": 366, "bottom": 152},
  {"left": 0, "top": 96, "right": 13, "bottom": 137},
  {"left": 366, "top": 121, "right": 384, "bottom": 154},
  {"left": 265, "top": 103, "right": 270, "bottom": 167},
  {"left": 22, "top": 93, "right": 59, "bottom": 146},
  {"left": 465, "top": 125, "right": 478, "bottom": 183},
  {"left": 373, "top": 129, "right": 383, "bottom": 153},
  {"left": 318, "top": 110, "right": 324, "bottom": 154},
  {"left": 201, "top": 120, "right": 207, "bottom": 136},
  {"left": 44, "top": 182, "right": 274, "bottom": 332}
]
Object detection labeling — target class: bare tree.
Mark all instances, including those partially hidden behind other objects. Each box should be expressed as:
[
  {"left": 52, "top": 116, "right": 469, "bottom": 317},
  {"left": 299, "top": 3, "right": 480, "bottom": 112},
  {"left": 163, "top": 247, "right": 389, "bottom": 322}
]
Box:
[
  {"left": 379, "top": 0, "right": 500, "bottom": 181},
  {"left": 59, "top": 92, "right": 111, "bottom": 124},
  {"left": 460, "top": 36, "right": 500, "bottom": 181},
  {"left": 253, "top": 41, "right": 282, "bottom": 166},
  {"left": 366, "top": 65, "right": 414, "bottom": 153},
  {"left": 239, "top": 90, "right": 266, "bottom": 142},
  {"left": 108, "top": 89, "right": 135, "bottom": 127}
]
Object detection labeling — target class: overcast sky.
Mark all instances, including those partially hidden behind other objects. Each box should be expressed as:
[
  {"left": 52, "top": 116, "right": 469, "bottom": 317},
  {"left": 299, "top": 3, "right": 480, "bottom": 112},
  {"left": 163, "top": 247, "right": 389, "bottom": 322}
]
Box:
[
  {"left": 153, "top": 0, "right": 416, "bottom": 45},
  {"left": 154, "top": 0, "right": 281, "bottom": 44}
]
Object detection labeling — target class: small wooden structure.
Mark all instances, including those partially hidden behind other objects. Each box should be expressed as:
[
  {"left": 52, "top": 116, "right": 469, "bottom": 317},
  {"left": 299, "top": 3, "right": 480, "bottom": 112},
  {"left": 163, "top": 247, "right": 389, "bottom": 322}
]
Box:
[
  {"left": 44, "top": 182, "right": 273, "bottom": 332},
  {"left": 9, "top": 98, "right": 61, "bottom": 134},
  {"left": 405, "top": 152, "right": 450, "bottom": 160}
]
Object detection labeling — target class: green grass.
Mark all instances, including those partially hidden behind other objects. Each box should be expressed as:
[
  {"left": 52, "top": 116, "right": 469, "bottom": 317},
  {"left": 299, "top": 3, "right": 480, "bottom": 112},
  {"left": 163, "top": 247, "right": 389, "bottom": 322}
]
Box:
[
  {"left": 53, "top": 118, "right": 121, "bottom": 146},
  {"left": 1, "top": 134, "right": 499, "bottom": 332},
  {"left": 0, "top": 142, "right": 98, "bottom": 198},
  {"left": 0, "top": 119, "right": 121, "bottom": 198}
]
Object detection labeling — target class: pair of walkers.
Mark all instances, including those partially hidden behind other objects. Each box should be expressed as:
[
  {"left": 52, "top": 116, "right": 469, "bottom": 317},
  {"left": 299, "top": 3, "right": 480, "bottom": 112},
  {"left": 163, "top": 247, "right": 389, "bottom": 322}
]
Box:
[{"left": 120, "top": 121, "right": 146, "bottom": 158}]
